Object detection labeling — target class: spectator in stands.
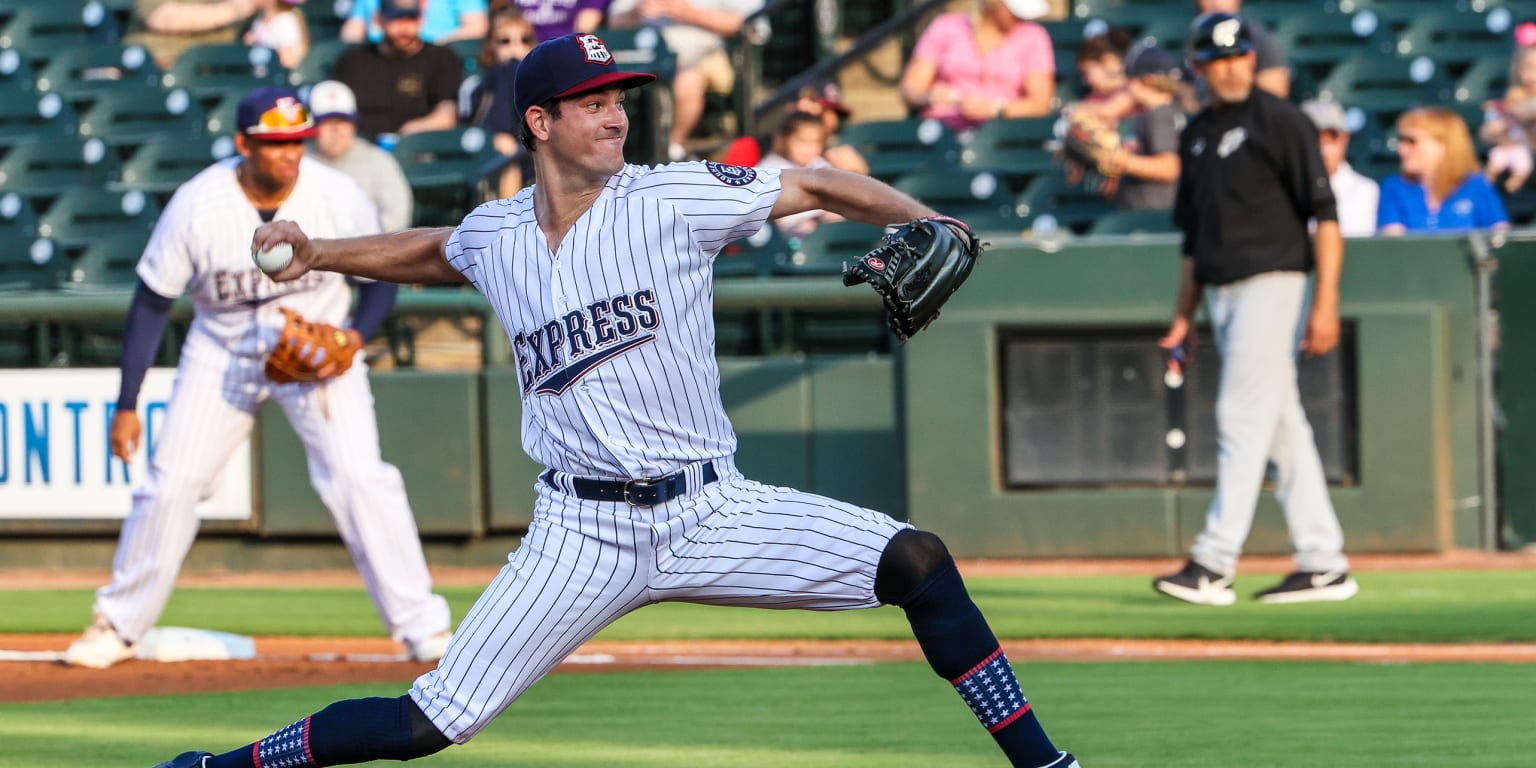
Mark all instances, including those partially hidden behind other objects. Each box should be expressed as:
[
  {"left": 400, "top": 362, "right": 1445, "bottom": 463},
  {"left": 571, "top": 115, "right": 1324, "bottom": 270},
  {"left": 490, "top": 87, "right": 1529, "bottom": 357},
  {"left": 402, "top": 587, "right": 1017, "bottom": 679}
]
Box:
[
  {"left": 1379, "top": 107, "right": 1509, "bottom": 235},
  {"left": 125, "top": 0, "right": 261, "bottom": 69},
  {"left": 469, "top": 6, "right": 537, "bottom": 196},
  {"left": 899, "top": 0, "right": 1056, "bottom": 134},
  {"left": 1112, "top": 42, "right": 1186, "bottom": 211},
  {"left": 1069, "top": 28, "right": 1134, "bottom": 125},
  {"left": 609, "top": 0, "right": 765, "bottom": 162},
  {"left": 1479, "top": 43, "right": 1536, "bottom": 193},
  {"left": 305, "top": 80, "right": 415, "bottom": 231},
  {"left": 720, "top": 81, "right": 867, "bottom": 174},
  {"left": 1301, "top": 98, "right": 1378, "bottom": 238},
  {"left": 332, "top": 0, "right": 463, "bottom": 141},
  {"left": 1193, "top": 0, "right": 1289, "bottom": 98},
  {"left": 343, "top": 0, "right": 488, "bottom": 43},
  {"left": 758, "top": 111, "right": 844, "bottom": 239},
  {"left": 243, "top": 0, "right": 308, "bottom": 69},
  {"left": 515, "top": 0, "right": 609, "bottom": 41}
]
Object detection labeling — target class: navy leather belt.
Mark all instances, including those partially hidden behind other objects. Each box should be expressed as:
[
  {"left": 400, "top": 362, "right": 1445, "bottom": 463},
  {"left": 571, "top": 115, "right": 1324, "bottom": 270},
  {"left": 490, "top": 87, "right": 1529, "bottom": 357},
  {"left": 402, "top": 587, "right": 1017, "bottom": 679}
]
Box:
[{"left": 542, "top": 462, "right": 719, "bottom": 506}]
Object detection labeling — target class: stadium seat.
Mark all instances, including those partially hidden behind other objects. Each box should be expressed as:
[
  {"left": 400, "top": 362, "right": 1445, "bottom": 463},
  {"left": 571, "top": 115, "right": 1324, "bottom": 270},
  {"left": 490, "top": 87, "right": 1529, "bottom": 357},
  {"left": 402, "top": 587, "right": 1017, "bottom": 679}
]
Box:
[
  {"left": 1396, "top": 11, "right": 1516, "bottom": 71},
  {"left": 291, "top": 38, "right": 350, "bottom": 86},
  {"left": 1344, "top": 121, "right": 1399, "bottom": 182},
  {"left": 1342, "top": 0, "right": 1482, "bottom": 33},
  {"left": 0, "top": 227, "right": 63, "bottom": 292},
  {"left": 1014, "top": 171, "right": 1116, "bottom": 235},
  {"left": 1071, "top": 0, "right": 1189, "bottom": 28},
  {"left": 959, "top": 117, "right": 1061, "bottom": 193},
  {"left": 0, "top": 136, "right": 119, "bottom": 201},
  {"left": 1087, "top": 208, "right": 1177, "bottom": 237},
  {"left": 1135, "top": 16, "right": 1193, "bottom": 52},
  {"left": 76, "top": 86, "right": 205, "bottom": 148},
  {"left": 893, "top": 169, "right": 1014, "bottom": 220},
  {"left": 203, "top": 92, "right": 241, "bottom": 135},
  {"left": 114, "top": 134, "right": 236, "bottom": 194},
  {"left": 594, "top": 26, "right": 678, "bottom": 83},
  {"left": 0, "top": 190, "right": 37, "bottom": 234},
  {"left": 0, "top": 84, "right": 78, "bottom": 152},
  {"left": 33, "top": 43, "right": 161, "bottom": 105},
  {"left": 62, "top": 229, "right": 148, "bottom": 290},
  {"left": 836, "top": 118, "right": 961, "bottom": 182},
  {"left": 37, "top": 186, "right": 160, "bottom": 250},
  {"left": 776, "top": 221, "right": 884, "bottom": 276},
  {"left": 715, "top": 223, "right": 786, "bottom": 278},
  {"left": 391, "top": 126, "right": 500, "bottom": 226},
  {"left": 1315, "top": 53, "right": 1455, "bottom": 119},
  {"left": 161, "top": 43, "right": 289, "bottom": 103},
  {"left": 0, "top": 45, "right": 30, "bottom": 89},
  {"left": 1274, "top": 12, "right": 1396, "bottom": 84},
  {"left": 0, "top": 2, "right": 119, "bottom": 64},
  {"left": 1455, "top": 56, "right": 1509, "bottom": 105}
]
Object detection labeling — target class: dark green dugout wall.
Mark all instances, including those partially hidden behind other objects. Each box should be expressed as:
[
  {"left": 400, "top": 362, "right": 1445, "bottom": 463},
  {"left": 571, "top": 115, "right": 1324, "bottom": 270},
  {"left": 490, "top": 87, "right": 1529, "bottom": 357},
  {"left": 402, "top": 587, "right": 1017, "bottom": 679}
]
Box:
[{"left": 246, "top": 236, "right": 1498, "bottom": 557}]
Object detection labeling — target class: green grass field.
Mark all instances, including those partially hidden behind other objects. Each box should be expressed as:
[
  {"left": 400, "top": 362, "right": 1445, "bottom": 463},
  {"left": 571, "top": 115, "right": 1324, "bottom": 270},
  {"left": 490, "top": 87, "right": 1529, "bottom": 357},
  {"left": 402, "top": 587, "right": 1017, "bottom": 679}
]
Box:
[{"left": 5, "top": 569, "right": 1534, "bottom": 766}]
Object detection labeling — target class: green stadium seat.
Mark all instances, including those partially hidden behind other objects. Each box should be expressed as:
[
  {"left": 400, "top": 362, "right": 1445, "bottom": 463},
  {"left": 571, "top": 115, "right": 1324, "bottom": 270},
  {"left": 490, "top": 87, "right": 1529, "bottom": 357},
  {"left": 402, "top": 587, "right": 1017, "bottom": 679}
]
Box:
[
  {"left": 593, "top": 26, "right": 677, "bottom": 83},
  {"left": 0, "top": 190, "right": 37, "bottom": 234},
  {"left": 1274, "top": 12, "right": 1396, "bottom": 84},
  {"left": 1087, "top": 208, "right": 1177, "bottom": 236},
  {"left": 62, "top": 229, "right": 147, "bottom": 291},
  {"left": 291, "top": 38, "right": 350, "bottom": 86},
  {"left": 1135, "top": 16, "right": 1193, "bottom": 52},
  {"left": 1396, "top": 11, "right": 1516, "bottom": 71},
  {"left": 203, "top": 92, "right": 240, "bottom": 135},
  {"left": 1014, "top": 171, "right": 1116, "bottom": 235},
  {"left": 1455, "top": 56, "right": 1509, "bottom": 105},
  {"left": 0, "top": 85, "right": 77, "bottom": 152},
  {"left": 1315, "top": 53, "right": 1455, "bottom": 119},
  {"left": 959, "top": 117, "right": 1061, "bottom": 193},
  {"left": 1340, "top": 0, "right": 1482, "bottom": 32},
  {"left": 776, "top": 221, "right": 884, "bottom": 276},
  {"left": 836, "top": 118, "right": 961, "bottom": 182},
  {"left": 715, "top": 224, "right": 786, "bottom": 278},
  {"left": 33, "top": 44, "right": 161, "bottom": 105},
  {"left": 306, "top": 6, "right": 347, "bottom": 42},
  {"left": 37, "top": 186, "right": 160, "bottom": 250},
  {"left": 0, "top": 136, "right": 119, "bottom": 200},
  {"left": 894, "top": 169, "right": 1014, "bottom": 220},
  {"left": 1344, "top": 121, "right": 1400, "bottom": 181},
  {"left": 391, "top": 126, "right": 499, "bottom": 226},
  {"left": 0, "top": 228, "right": 63, "bottom": 291},
  {"left": 113, "top": 134, "right": 235, "bottom": 195},
  {"left": 161, "top": 43, "right": 290, "bottom": 103},
  {"left": 0, "top": 2, "right": 119, "bottom": 64},
  {"left": 1071, "top": 0, "right": 1189, "bottom": 27},
  {"left": 444, "top": 38, "right": 483, "bottom": 75},
  {"left": 76, "top": 86, "right": 205, "bottom": 148}
]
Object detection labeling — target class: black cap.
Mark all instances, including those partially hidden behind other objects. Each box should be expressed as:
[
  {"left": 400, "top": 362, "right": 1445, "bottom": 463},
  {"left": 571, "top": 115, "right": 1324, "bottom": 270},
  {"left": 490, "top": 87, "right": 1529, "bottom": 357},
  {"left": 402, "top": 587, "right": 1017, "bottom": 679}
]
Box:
[
  {"left": 1189, "top": 13, "right": 1253, "bottom": 63},
  {"left": 1125, "top": 41, "right": 1182, "bottom": 80},
  {"left": 512, "top": 33, "right": 656, "bottom": 120}
]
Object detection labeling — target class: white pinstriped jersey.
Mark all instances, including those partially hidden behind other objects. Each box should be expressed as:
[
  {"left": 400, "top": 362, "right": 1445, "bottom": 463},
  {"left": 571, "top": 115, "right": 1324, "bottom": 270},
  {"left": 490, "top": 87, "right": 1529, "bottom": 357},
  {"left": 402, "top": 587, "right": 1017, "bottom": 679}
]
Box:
[
  {"left": 444, "top": 161, "right": 783, "bottom": 478},
  {"left": 136, "top": 156, "right": 382, "bottom": 358}
]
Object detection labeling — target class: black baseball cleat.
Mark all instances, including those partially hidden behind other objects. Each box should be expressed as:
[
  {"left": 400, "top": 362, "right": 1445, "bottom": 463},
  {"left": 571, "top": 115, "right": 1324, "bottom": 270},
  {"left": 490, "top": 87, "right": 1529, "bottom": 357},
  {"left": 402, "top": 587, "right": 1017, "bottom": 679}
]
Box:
[
  {"left": 1152, "top": 559, "right": 1235, "bottom": 606},
  {"left": 1253, "top": 570, "right": 1359, "bottom": 604},
  {"left": 1042, "top": 751, "right": 1081, "bottom": 767},
  {"left": 152, "top": 751, "right": 212, "bottom": 768}
]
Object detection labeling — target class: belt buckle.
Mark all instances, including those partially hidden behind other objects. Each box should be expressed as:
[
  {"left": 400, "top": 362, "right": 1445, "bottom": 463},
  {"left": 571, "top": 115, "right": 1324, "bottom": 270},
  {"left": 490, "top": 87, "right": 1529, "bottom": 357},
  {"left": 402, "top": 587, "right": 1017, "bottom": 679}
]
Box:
[{"left": 623, "top": 476, "right": 663, "bottom": 506}]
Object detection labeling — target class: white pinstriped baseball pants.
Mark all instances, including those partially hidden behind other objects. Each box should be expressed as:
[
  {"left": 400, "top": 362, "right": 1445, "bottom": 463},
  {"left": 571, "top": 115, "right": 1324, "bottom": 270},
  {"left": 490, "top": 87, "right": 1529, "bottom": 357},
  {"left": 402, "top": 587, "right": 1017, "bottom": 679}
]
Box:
[
  {"left": 410, "top": 455, "right": 910, "bottom": 742},
  {"left": 1190, "top": 271, "right": 1349, "bottom": 576},
  {"left": 94, "top": 336, "right": 451, "bottom": 646}
]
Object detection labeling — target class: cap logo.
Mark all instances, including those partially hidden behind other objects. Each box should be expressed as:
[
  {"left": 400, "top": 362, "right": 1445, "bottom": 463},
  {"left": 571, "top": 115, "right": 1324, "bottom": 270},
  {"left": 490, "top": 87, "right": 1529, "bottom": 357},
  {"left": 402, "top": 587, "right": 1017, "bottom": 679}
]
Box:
[
  {"left": 578, "top": 34, "right": 612, "bottom": 64},
  {"left": 1212, "top": 18, "right": 1241, "bottom": 48}
]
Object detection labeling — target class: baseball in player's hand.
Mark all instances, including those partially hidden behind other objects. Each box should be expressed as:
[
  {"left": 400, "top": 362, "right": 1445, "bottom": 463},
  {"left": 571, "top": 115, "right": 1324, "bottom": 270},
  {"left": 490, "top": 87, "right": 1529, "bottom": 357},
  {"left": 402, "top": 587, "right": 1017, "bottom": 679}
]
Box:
[
  {"left": 1301, "top": 305, "right": 1340, "bottom": 357},
  {"left": 251, "top": 220, "right": 315, "bottom": 282},
  {"left": 1159, "top": 318, "right": 1196, "bottom": 375},
  {"left": 110, "top": 410, "right": 141, "bottom": 463}
]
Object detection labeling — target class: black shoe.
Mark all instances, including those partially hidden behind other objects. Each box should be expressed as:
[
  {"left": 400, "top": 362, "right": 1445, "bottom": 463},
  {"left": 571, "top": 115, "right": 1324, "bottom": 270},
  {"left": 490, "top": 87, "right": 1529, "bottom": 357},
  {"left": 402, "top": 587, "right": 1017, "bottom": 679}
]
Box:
[
  {"left": 152, "top": 752, "right": 212, "bottom": 768},
  {"left": 1152, "top": 559, "right": 1235, "bottom": 606},
  {"left": 1254, "top": 570, "right": 1359, "bottom": 604}
]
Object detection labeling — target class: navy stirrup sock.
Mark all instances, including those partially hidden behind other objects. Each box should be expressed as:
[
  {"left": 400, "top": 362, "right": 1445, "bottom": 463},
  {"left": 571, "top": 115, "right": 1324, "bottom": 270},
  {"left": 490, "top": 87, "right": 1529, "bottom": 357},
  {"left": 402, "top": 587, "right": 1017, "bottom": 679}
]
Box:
[
  {"left": 208, "top": 695, "right": 448, "bottom": 767},
  {"left": 894, "top": 559, "right": 1062, "bottom": 768}
]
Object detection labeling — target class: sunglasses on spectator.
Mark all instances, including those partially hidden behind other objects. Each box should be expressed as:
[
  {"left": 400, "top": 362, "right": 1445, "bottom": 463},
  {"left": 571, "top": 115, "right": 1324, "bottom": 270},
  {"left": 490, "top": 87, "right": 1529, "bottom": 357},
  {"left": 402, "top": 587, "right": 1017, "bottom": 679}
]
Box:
[{"left": 498, "top": 34, "right": 536, "bottom": 45}]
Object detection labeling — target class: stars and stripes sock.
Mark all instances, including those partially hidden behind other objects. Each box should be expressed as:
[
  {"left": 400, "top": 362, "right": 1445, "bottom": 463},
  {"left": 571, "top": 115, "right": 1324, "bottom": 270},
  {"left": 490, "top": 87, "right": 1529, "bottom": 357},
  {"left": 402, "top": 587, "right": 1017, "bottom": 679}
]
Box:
[
  {"left": 206, "top": 696, "right": 449, "bottom": 768},
  {"left": 894, "top": 559, "right": 1062, "bottom": 768}
]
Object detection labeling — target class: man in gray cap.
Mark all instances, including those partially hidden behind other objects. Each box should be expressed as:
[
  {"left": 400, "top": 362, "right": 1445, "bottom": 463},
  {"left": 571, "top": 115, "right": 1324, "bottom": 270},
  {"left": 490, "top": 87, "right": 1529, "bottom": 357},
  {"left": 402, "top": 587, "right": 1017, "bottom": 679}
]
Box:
[
  {"left": 1301, "top": 98, "right": 1379, "bottom": 237},
  {"left": 306, "top": 80, "right": 416, "bottom": 232}
]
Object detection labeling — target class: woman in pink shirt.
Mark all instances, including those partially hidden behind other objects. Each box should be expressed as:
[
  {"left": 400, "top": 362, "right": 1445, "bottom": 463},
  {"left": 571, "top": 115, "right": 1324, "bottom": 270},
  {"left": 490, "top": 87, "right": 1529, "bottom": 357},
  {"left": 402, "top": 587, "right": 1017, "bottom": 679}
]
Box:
[{"left": 899, "top": 0, "right": 1056, "bottom": 133}]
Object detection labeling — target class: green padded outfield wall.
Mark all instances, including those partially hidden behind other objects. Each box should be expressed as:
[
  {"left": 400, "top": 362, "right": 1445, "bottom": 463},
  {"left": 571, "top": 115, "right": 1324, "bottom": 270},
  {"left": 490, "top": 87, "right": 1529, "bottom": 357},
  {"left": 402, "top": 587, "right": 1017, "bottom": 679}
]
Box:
[
  {"left": 1496, "top": 233, "right": 1536, "bottom": 547},
  {"left": 902, "top": 235, "right": 1484, "bottom": 557}
]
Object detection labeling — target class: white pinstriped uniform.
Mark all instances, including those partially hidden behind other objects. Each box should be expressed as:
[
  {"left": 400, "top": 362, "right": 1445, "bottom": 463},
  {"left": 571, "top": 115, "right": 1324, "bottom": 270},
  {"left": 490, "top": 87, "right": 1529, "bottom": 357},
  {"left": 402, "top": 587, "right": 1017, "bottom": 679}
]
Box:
[
  {"left": 94, "top": 156, "right": 451, "bottom": 648},
  {"left": 409, "top": 161, "right": 909, "bottom": 742}
]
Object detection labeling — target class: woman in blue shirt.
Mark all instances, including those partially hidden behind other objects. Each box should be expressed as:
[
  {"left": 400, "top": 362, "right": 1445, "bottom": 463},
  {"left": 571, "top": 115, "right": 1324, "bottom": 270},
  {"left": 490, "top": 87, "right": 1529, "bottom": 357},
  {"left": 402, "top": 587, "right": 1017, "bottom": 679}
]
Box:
[{"left": 1378, "top": 107, "right": 1510, "bottom": 235}]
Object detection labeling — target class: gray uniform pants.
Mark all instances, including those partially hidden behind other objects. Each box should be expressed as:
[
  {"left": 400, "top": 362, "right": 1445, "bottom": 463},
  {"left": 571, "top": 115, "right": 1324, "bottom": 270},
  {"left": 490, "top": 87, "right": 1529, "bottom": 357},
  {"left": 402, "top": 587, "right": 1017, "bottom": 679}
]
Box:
[{"left": 1190, "top": 271, "right": 1349, "bottom": 576}]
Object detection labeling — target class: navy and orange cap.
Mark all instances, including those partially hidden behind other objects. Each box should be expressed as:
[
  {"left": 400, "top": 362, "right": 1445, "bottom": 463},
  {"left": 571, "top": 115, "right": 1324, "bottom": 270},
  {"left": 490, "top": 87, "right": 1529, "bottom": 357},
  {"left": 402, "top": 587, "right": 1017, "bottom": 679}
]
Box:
[
  {"left": 237, "top": 86, "right": 317, "bottom": 140},
  {"left": 513, "top": 33, "right": 656, "bottom": 119}
]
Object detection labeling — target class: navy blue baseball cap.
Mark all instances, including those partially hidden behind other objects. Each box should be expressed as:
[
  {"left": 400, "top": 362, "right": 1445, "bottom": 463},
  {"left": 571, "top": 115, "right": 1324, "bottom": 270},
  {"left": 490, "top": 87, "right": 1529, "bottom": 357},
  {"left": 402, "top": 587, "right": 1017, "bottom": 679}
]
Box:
[
  {"left": 1125, "top": 42, "right": 1183, "bottom": 80},
  {"left": 237, "top": 86, "right": 316, "bottom": 140},
  {"left": 513, "top": 33, "right": 656, "bottom": 119},
  {"left": 1189, "top": 13, "right": 1253, "bottom": 63}
]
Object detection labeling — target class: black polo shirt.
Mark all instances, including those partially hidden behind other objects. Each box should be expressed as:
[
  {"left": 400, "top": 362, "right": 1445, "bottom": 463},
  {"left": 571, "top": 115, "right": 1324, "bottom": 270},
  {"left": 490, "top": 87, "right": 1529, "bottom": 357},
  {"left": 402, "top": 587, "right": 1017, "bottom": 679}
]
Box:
[
  {"left": 331, "top": 42, "right": 464, "bottom": 140},
  {"left": 1173, "top": 89, "right": 1337, "bottom": 286}
]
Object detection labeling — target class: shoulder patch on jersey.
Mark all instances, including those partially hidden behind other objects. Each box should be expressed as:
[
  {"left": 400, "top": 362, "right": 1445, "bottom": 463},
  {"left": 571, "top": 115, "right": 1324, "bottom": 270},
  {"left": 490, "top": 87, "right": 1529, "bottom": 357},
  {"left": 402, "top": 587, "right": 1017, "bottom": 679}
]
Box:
[{"left": 705, "top": 161, "right": 757, "bottom": 186}]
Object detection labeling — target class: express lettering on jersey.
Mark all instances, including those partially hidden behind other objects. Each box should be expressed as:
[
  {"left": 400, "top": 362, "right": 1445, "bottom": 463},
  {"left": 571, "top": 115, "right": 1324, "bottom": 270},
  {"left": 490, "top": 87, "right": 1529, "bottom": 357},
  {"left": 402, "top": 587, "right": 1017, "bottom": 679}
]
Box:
[
  {"left": 213, "top": 267, "right": 329, "bottom": 305},
  {"left": 513, "top": 288, "right": 662, "bottom": 396}
]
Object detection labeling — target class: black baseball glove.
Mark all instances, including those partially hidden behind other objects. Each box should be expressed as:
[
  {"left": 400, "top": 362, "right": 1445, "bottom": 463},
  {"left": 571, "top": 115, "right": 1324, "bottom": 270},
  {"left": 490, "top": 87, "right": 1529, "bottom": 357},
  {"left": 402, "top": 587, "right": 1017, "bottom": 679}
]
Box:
[{"left": 841, "top": 215, "right": 985, "bottom": 341}]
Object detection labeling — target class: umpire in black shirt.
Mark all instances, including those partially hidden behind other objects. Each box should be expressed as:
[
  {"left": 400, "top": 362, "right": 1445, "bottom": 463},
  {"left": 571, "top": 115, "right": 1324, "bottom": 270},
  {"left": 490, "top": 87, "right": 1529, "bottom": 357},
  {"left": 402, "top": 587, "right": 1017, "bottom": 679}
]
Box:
[{"left": 1153, "top": 13, "right": 1358, "bottom": 607}]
